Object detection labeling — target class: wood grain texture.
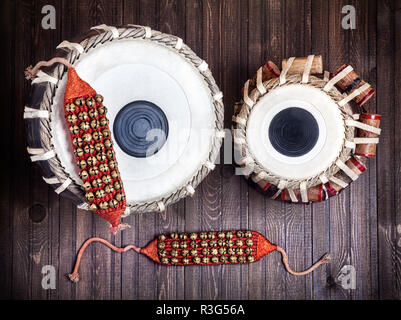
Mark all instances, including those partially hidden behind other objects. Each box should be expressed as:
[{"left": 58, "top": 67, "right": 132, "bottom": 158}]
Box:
[{"left": 1, "top": 0, "right": 400, "bottom": 300}]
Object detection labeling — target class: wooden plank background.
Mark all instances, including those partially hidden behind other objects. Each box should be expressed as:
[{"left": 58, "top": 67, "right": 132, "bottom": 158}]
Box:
[{"left": 0, "top": 0, "right": 400, "bottom": 300}]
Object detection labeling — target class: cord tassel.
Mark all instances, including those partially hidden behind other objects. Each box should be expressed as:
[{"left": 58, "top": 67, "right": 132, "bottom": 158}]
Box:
[
  {"left": 276, "top": 246, "right": 331, "bottom": 276},
  {"left": 67, "top": 237, "right": 141, "bottom": 283}
]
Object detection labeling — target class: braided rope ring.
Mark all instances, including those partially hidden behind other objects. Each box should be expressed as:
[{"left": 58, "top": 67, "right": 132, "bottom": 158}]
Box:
[{"left": 27, "top": 25, "right": 224, "bottom": 215}]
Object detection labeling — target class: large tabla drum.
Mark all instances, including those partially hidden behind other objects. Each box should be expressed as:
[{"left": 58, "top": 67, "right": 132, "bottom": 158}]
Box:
[
  {"left": 25, "top": 25, "right": 224, "bottom": 217},
  {"left": 233, "top": 55, "right": 381, "bottom": 203}
]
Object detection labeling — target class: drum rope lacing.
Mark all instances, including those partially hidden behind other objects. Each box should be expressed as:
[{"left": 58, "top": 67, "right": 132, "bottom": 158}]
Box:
[{"left": 26, "top": 25, "right": 224, "bottom": 215}]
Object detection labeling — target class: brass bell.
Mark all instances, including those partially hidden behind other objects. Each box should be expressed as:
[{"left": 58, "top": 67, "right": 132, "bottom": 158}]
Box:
[
  {"left": 171, "top": 249, "right": 179, "bottom": 257},
  {"left": 95, "top": 94, "right": 103, "bottom": 103},
  {"left": 84, "top": 144, "right": 95, "bottom": 154},
  {"left": 88, "top": 109, "right": 98, "bottom": 119},
  {"left": 93, "top": 131, "right": 103, "bottom": 141},
  {"left": 190, "top": 249, "right": 198, "bottom": 257},
  {"left": 65, "top": 103, "right": 76, "bottom": 112},
  {"left": 74, "top": 148, "right": 84, "bottom": 157},
  {"left": 114, "top": 181, "right": 122, "bottom": 190},
  {"left": 110, "top": 170, "right": 119, "bottom": 179},
  {"left": 247, "top": 255, "right": 255, "bottom": 262},
  {"left": 179, "top": 233, "right": 188, "bottom": 240},
  {"left": 170, "top": 232, "right": 178, "bottom": 239},
  {"left": 229, "top": 255, "right": 237, "bottom": 263},
  {"left": 86, "top": 97, "right": 95, "bottom": 107},
  {"left": 220, "top": 255, "right": 228, "bottom": 263},
  {"left": 245, "top": 247, "right": 253, "bottom": 255},
  {"left": 200, "top": 240, "right": 208, "bottom": 248},
  {"left": 96, "top": 152, "right": 107, "bottom": 162},
  {"left": 190, "top": 241, "right": 198, "bottom": 249},
  {"left": 67, "top": 114, "right": 78, "bottom": 123},
  {"left": 158, "top": 242, "right": 166, "bottom": 249},
  {"left": 91, "top": 178, "right": 102, "bottom": 188},
  {"left": 226, "top": 231, "right": 233, "bottom": 239},
  {"left": 79, "top": 122, "right": 90, "bottom": 131},
  {"left": 193, "top": 257, "right": 201, "bottom": 264},
  {"left": 161, "top": 257, "right": 169, "bottom": 265},
  {"left": 182, "top": 258, "right": 190, "bottom": 265},
  {"left": 74, "top": 97, "right": 84, "bottom": 106},
  {"left": 158, "top": 234, "right": 167, "bottom": 241},
  {"left": 108, "top": 160, "right": 116, "bottom": 169},
  {"left": 238, "top": 256, "right": 246, "bottom": 264},
  {"left": 98, "top": 105, "right": 108, "bottom": 115},
  {"left": 201, "top": 248, "right": 209, "bottom": 256},
  {"left": 180, "top": 241, "right": 188, "bottom": 249},
  {"left": 109, "top": 199, "right": 118, "bottom": 208},
  {"left": 171, "top": 241, "right": 179, "bottom": 248},
  {"left": 82, "top": 133, "right": 92, "bottom": 142},
  {"left": 208, "top": 232, "right": 215, "bottom": 239},
  {"left": 100, "top": 117, "right": 109, "bottom": 127},
  {"left": 104, "top": 139, "right": 112, "bottom": 148},
  {"left": 89, "top": 166, "right": 99, "bottom": 176},
  {"left": 106, "top": 149, "right": 115, "bottom": 159},
  {"left": 217, "top": 232, "right": 225, "bottom": 239},
  {"left": 77, "top": 159, "right": 87, "bottom": 170},
  {"left": 158, "top": 249, "right": 167, "bottom": 257},
  {"left": 78, "top": 111, "right": 88, "bottom": 121},
  {"left": 99, "top": 163, "right": 109, "bottom": 173},
  {"left": 245, "top": 231, "right": 252, "bottom": 238},
  {"left": 209, "top": 240, "right": 217, "bottom": 247},
  {"left": 218, "top": 247, "right": 226, "bottom": 255},
  {"left": 95, "top": 143, "right": 105, "bottom": 152},
  {"left": 201, "top": 257, "right": 210, "bottom": 264},
  {"left": 190, "top": 233, "right": 198, "bottom": 240},
  {"left": 83, "top": 181, "right": 91, "bottom": 191},
  {"left": 171, "top": 258, "right": 179, "bottom": 265},
  {"left": 199, "top": 232, "right": 208, "bottom": 240},
  {"left": 80, "top": 170, "right": 89, "bottom": 180},
  {"left": 89, "top": 203, "right": 97, "bottom": 211},
  {"left": 102, "top": 174, "right": 112, "bottom": 184},
  {"left": 105, "top": 184, "right": 114, "bottom": 194},
  {"left": 211, "top": 248, "right": 218, "bottom": 256},
  {"left": 246, "top": 239, "right": 253, "bottom": 247},
  {"left": 99, "top": 201, "right": 108, "bottom": 210},
  {"left": 70, "top": 125, "right": 79, "bottom": 135},
  {"left": 102, "top": 128, "right": 111, "bottom": 137},
  {"left": 85, "top": 192, "right": 95, "bottom": 201},
  {"left": 115, "top": 192, "right": 125, "bottom": 201},
  {"left": 236, "top": 231, "right": 244, "bottom": 238},
  {"left": 90, "top": 119, "right": 100, "bottom": 129},
  {"left": 95, "top": 189, "right": 105, "bottom": 199},
  {"left": 87, "top": 156, "right": 97, "bottom": 166}
]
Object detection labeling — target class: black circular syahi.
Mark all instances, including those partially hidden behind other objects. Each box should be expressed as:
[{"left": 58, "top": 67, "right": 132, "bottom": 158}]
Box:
[
  {"left": 113, "top": 100, "right": 169, "bottom": 158},
  {"left": 268, "top": 107, "right": 319, "bottom": 157}
]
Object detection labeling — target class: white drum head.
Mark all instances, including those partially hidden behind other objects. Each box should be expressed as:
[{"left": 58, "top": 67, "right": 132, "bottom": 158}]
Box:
[
  {"left": 246, "top": 84, "right": 345, "bottom": 180},
  {"left": 51, "top": 39, "right": 217, "bottom": 206}
]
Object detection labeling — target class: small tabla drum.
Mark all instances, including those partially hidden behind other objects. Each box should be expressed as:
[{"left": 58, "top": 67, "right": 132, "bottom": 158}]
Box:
[
  {"left": 24, "top": 24, "right": 224, "bottom": 224},
  {"left": 233, "top": 55, "right": 381, "bottom": 203}
]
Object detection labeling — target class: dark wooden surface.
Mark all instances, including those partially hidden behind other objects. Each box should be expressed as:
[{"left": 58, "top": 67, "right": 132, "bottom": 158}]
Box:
[{"left": 1, "top": 0, "right": 400, "bottom": 300}]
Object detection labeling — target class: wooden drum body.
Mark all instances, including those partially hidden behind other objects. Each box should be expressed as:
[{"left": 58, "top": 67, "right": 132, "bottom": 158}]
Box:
[{"left": 233, "top": 55, "right": 381, "bottom": 203}]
